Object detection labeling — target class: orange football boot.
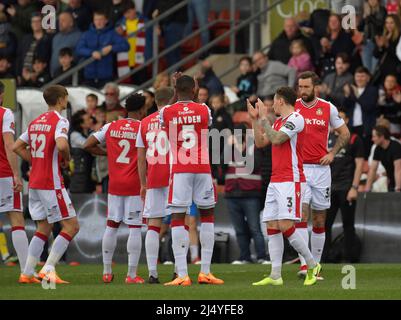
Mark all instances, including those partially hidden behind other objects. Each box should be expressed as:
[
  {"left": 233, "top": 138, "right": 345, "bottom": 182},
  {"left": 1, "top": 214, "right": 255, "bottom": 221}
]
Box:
[
  {"left": 198, "top": 272, "right": 224, "bottom": 285},
  {"left": 18, "top": 274, "right": 41, "bottom": 284},
  {"left": 164, "top": 275, "right": 192, "bottom": 286}
]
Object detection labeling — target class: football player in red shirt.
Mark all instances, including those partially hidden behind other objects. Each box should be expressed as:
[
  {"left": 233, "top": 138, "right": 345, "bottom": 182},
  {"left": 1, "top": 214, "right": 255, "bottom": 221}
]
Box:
[
  {"left": 14, "top": 85, "right": 79, "bottom": 284},
  {"left": 84, "top": 93, "right": 147, "bottom": 284},
  {"left": 248, "top": 88, "right": 321, "bottom": 286},
  {"left": 160, "top": 76, "right": 223, "bottom": 286},
  {"left": 136, "top": 87, "right": 175, "bottom": 284},
  {"left": 0, "top": 82, "right": 28, "bottom": 282},
  {"left": 295, "top": 72, "right": 350, "bottom": 278}
]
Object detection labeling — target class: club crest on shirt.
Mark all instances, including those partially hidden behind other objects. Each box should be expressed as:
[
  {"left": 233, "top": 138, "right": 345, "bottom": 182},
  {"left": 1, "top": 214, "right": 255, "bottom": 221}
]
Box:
[
  {"left": 10, "top": 122, "right": 15, "bottom": 130},
  {"left": 61, "top": 128, "right": 68, "bottom": 134},
  {"left": 316, "top": 108, "right": 323, "bottom": 116}
]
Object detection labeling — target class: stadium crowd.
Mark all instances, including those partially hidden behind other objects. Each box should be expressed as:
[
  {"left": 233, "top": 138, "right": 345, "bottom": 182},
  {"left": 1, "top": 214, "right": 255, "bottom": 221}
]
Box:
[{"left": 2, "top": 0, "right": 401, "bottom": 267}]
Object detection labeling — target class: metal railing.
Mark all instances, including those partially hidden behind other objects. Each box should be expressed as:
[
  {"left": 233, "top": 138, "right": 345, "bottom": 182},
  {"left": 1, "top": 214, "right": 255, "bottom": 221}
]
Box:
[
  {"left": 43, "top": 0, "right": 190, "bottom": 89},
  {"left": 119, "top": 0, "right": 287, "bottom": 101}
]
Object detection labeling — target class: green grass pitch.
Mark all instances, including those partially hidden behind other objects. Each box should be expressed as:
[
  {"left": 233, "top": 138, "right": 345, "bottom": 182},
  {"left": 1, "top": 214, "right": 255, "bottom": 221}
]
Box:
[{"left": 1, "top": 264, "right": 401, "bottom": 300}]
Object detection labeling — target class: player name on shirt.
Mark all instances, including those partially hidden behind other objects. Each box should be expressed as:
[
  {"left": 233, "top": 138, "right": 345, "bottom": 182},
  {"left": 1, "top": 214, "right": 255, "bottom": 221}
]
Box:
[
  {"left": 109, "top": 130, "right": 137, "bottom": 139},
  {"left": 29, "top": 124, "right": 52, "bottom": 132},
  {"left": 172, "top": 115, "right": 202, "bottom": 125}
]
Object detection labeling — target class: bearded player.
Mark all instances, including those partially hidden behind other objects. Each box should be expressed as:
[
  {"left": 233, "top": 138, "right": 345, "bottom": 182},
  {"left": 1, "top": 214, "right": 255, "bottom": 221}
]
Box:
[
  {"left": 248, "top": 88, "right": 321, "bottom": 286},
  {"left": 136, "top": 87, "right": 175, "bottom": 284},
  {"left": 84, "top": 93, "right": 147, "bottom": 284},
  {"left": 14, "top": 85, "right": 79, "bottom": 284},
  {"left": 160, "top": 75, "right": 223, "bottom": 286},
  {"left": 0, "top": 82, "right": 28, "bottom": 281},
  {"left": 295, "top": 72, "right": 350, "bottom": 278}
]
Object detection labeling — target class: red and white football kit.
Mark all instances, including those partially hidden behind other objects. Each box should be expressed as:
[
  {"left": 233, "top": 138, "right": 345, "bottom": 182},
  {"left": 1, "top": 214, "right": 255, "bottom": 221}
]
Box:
[
  {"left": 263, "top": 112, "right": 306, "bottom": 222},
  {"left": 0, "top": 107, "right": 22, "bottom": 213},
  {"left": 93, "top": 118, "right": 143, "bottom": 225},
  {"left": 136, "top": 111, "right": 171, "bottom": 218},
  {"left": 295, "top": 98, "right": 345, "bottom": 210},
  {"left": 160, "top": 101, "right": 216, "bottom": 212},
  {"left": 19, "top": 111, "right": 76, "bottom": 223}
]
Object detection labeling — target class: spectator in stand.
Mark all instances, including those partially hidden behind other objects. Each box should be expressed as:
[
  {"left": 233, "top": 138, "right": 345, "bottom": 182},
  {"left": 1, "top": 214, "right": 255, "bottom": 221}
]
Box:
[
  {"left": 75, "top": 10, "right": 129, "bottom": 89},
  {"left": 268, "top": 17, "right": 314, "bottom": 65},
  {"left": 99, "top": 82, "right": 127, "bottom": 123},
  {"left": 198, "top": 60, "right": 225, "bottom": 96},
  {"left": 0, "top": 12, "right": 17, "bottom": 63},
  {"left": 143, "top": 89, "right": 157, "bottom": 115},
  {"left": 50, "top": 12, "right": 81, "bottom": 77},
  {"left": 153, "top": 72, "right": 170, "bottom": 90},
  {"left": 366, "top": 125, "right": 401, "bottom": 192},
  {"left": 197, "top": 86, "right": 209, "bottom": 105},
  {"left": 288, "top": 39, "right": 315, "bottom": 78},
  {"left": 115, "top": 3, "right": 148, "bottom": 84},
  {"left": 185, "top": 0, "right": 210, "bottom": 49},
  {"left": 39, "top": 0, "right": 67, "bottom": 15},
  {"left": 66, "top": 0, "right": 92, "bottom": 32},
  {"left": 85, "top": 93, "right": 99, "bottom": 117},
  {"left": 324, "top": 109, "right": 364, "bottom": 263},
  {"left": 154, "top": 0, "right": 188, "bottom": 67},
  {"left": 69, "top": 110, "right": 96, "bottom": 194},
  {"left": 321, "top": 53, "right": 354, "bottom": 106},
  {"left": 343, "top": 66, "right": 379, "bottom": 157},
  {"left": 6, "top": 0, "right": 39, "bottom": 40},
  {"left": 373, "top": 14, "right": 401, "bottom": 85},
  {"left": 53, "top": 47, "right": 76, "bottom": 86},
  {"left": 0, "top": 55, "right": 13, "bottom": 78},
  {"left": 108, "top": 0, "right": 132, "bottom": 26},
  {"left": 231, "top": 56, "right": 257, "bottom": 102},
  {"left": 359, "top": 0, "right": 387, "bottom": 74},
  {"left": 317, "top": 14, "right": 355, "bottom": 77},
  {"left": 16, "top": 13, "right": 52, "bottom": 79},
  {"left": 224, "top": 123, "right": 268, "bottom": 265},
  {"left": 93, "top": 105, "right": 106, "bottom": 131},
  {"left": 19, "top": 56, "right": 51, "bottom": 87},
  {"left": 252, "top": 51, "right": 296, "bottom": 99},
  {"left": 209, "top": 94, "right": 234, "bottom": 184},
  {"left": 378, "top": 74, "right": 401, "bottom": 136}
]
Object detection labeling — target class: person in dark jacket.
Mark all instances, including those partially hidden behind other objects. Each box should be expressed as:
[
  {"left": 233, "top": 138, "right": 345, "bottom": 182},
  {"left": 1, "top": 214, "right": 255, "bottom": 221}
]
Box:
[
  {"left": 16, "top": 13, "right": 52, "bottom": 78},
  {"left": 0, "top": 12, "right": 18, "bottom": 63},
  {"left": 209, "top": 94, "right": 233, "bottom": 185},
  {"left": 69, "top": 110, "right": 96, "bottom": 193},
  {"left": 372, "top": 14, "right": 401, "bottom": 85},
  {"left": 199, "top": 60, "right": 225, "bottom": 96},
  {"left": 50, "top": 12, "right": 81, "bottom": 77},
  {"left": 19, "top": 56, "right": 51, "bottom": 87},
  {"left": 359, "top": 0, "right": 387, "bottom": 74},
  {"left": 224, "top": 123, "right": 268, "bottom": 264},
  {"left": 6, "top": 0, "right": 39, "bottom": 40},
  {"left": 324, "top": 110, "right": 364, "bottom": 263},
  {"left": 232, "top": 56, "right": 257, "bottom": 102},
  {"left": 66, "top": 0, "right": 92, "bottom": 32},
  {"left": 268, "top": 17, "right": 314, "bottom": 65},
  {"left": 343, "top": 66, "right": 379, "bottom": 158},
  {"left": 75, "top": 11, "right": 130, "bottom": 88},
  {"left": 155, "top": 0, "right": 188, "bottom": 67}
]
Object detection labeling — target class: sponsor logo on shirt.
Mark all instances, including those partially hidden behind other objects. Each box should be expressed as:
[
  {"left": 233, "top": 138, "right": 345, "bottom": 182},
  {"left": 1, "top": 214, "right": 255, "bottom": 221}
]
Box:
[{"left": 305, "top": 118, "right": 326, "bottom": 126}]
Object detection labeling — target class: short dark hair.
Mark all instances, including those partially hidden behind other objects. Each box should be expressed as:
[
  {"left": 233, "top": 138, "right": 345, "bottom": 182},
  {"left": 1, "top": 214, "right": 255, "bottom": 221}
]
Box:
[
  {"left": 373, "top": 125, "right": 391, "bottom": 140},
  {"left": 176, "top": 75, "right": 195, "bottom": 95},
  {"left": 239, "top": 56, "right": 252, "bottom": 65},
  {"left": 0, "top": 81, "right": 4, "bottom": 95},
  {"left": 34, "top": 56, "right": 47, "bottom": 64},
  {"left": 43, "top": 85, "right": 68, "bottom": 106},
  {"left": 86, "top": 93, "right": 98, "bottom": 101},
  {"left": 125, "top": 93, "right": 146, "bottom": 112},
  {"left": 59, "top": 47, "right": 73, "bottom": 57},
  {"left": 94, "top": 10, "right": 108, "bottom": 18},
  {"left": 198, "top": 86, "right": 209, "bottom": 92},
  {"left": 275, "top": 87, "right": 297, "bottom": 106},
  {"left": 355, "top": 66, "right": 370, "bottom": 76},
  {"left": 155, "top": 87, "right": 174, "bottom": 107},
  {"left": 123, "top": 2, "right": 136, "bottom": 12},
  {"left": 298, "top": 71, "right": 320, "bottom": 85},
  {"left": 336, "top": 52, "right": 350, "bottom": 64}
]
